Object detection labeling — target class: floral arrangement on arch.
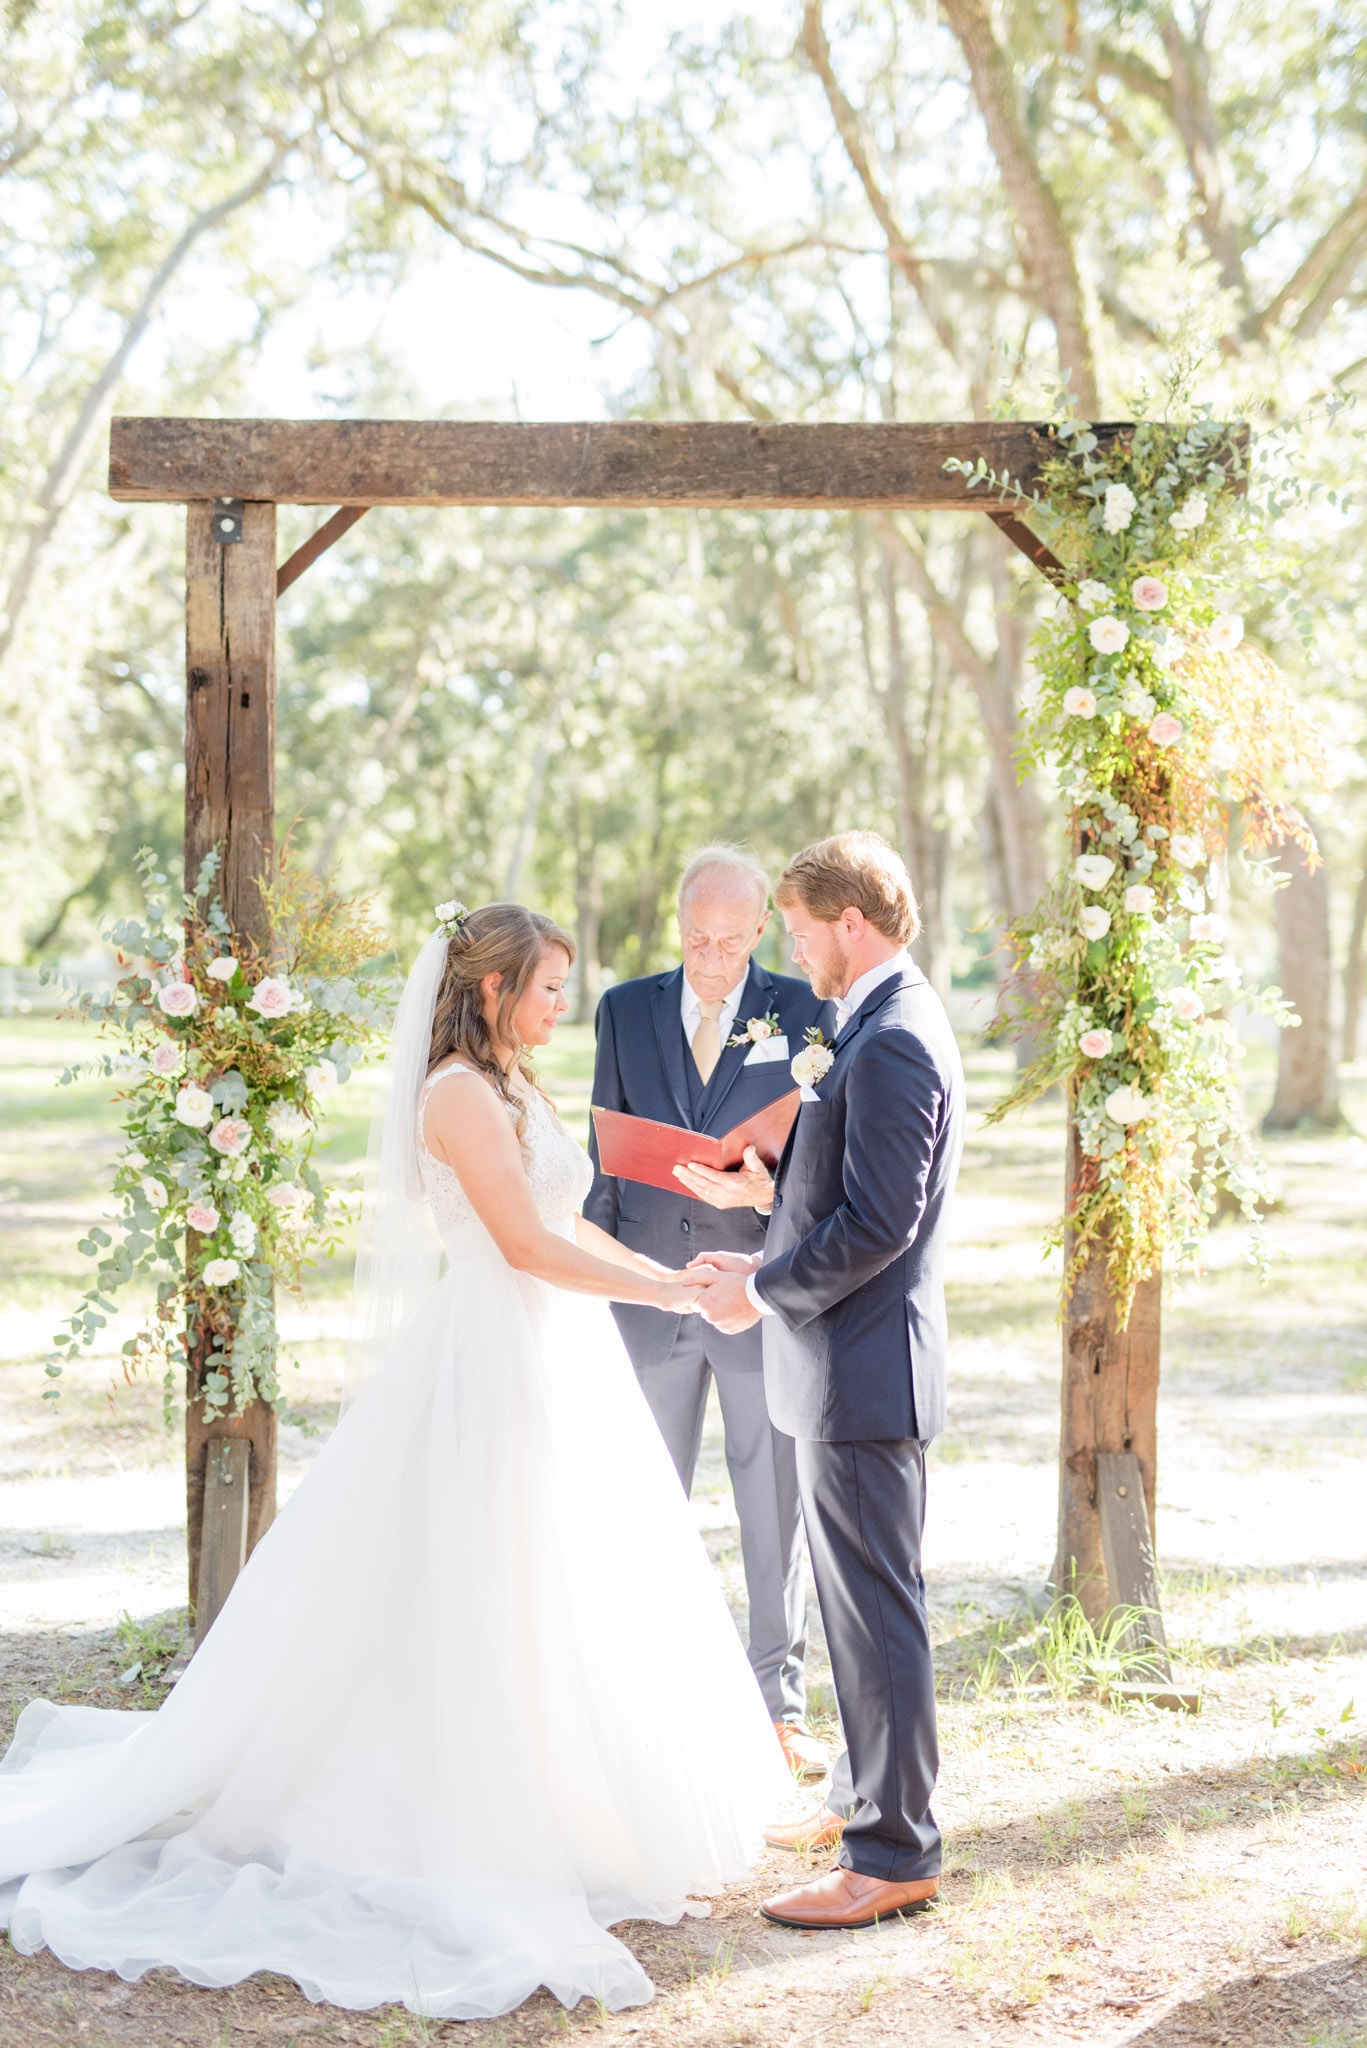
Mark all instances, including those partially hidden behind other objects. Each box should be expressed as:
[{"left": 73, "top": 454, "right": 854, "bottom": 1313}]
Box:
[
  {"left": 949, "top": 414, "right": 1328, "bottom": 1321},
  {"left": 48, "top": 848, "right": 394, "bottom": 1421}
]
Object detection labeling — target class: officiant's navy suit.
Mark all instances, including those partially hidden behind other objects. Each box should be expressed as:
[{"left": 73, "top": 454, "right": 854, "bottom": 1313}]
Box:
[
  {"left": 586, "top": 958, "right": 832, "bottom": 1722},
  {"left": 754, "top": 959, "right": 964, "bottom": 1881}
]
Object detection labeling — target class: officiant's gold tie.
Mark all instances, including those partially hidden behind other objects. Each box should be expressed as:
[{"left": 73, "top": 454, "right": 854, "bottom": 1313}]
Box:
[{"left": 692, "top": 1000, "right": 725, "bottom": 1084}]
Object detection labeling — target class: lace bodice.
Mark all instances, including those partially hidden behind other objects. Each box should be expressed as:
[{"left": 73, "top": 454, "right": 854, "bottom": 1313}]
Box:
[{"left": 417, "top": 1063, "right": 594, "bottom": 1240}]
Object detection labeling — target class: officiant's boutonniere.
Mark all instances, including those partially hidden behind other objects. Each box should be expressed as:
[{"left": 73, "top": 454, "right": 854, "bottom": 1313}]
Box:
[
  {"left": 728, "top": 1008, "right": 781, "bottom": 1048},
  {"left": 791, "top": 1027, "right": 834, "bottom": 1090}
]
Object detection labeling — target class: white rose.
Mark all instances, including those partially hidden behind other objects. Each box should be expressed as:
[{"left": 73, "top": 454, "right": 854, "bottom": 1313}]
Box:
[
  {"left": 1209, "top": 614, "right": 1244, "bottom": 653},
  {"left": 266, "top": 1101, "right": 312, "bottom": 1146},
  {"left": 174, "top": 1084, "right": 215, "bottom": 1129},
  {"left": 1152, "top": 630, "right": 1184, "bottom": 671},
  {"left": 434, "top": 900, "right": 459, "bottom": 921},
  {"left": 1170, "top": 491, "right": 1208, "bottom": 532},
  {"left": 1121, "top": 688, "right": 1156, "bottom": 720},
  {"left": 790, "top": 1044, "right": 835, "bottom": 1090},
  {"left": 1190, "top": 912, "right": 1227, "bottom": 945},
  {"left": 206, "top": 956, "right": 239, "bottom": 981},
  {"left": 1063, "top": 686, "right": 1098, "bottom": 719},
  {"left": 1124, "top": 884, "right": 1156, "bottom": 914},
  {"left": 140, "top": 1176, "right": 168, "bottom": 1210},
  {"left": 1208, "top": 734, "right": 1238, "bottom": 771},
  {"left": 303, "top": 1059, "right": 338, "bottom": 1095},
  {"left": 228, "top": 1210, "right": 258, "bottom": 1255},
  {"left": 1080, "top": 907, "right": 1112, "bottom": 941},
  {"left": 1088, "top": 615, "right": 1130, "bottom": 655},
  {"left": 1103, "top": 483, "right": 1137, "bottom": 532},
  {"left": 201, "top": 1257, "right": 241, "bottom": 1288},
  {"left": 1074, "top": 854, "right": 1115, "bottom": 889},
  {"left": 1169, "top": 987, "right": 1204, "bottom": 1021},
  {"left": 1076, "top": 579, "right": 1111, "bottom": 612},
  {"left": 1170, "top": 834, "right": 1204, "bottom": 869},
  {"left": 123, "top": 1150, "right": 148, "bottom": 1172},
  {"left": 1105, "top": 1083, "right": 1152, "bottom": 1125}
]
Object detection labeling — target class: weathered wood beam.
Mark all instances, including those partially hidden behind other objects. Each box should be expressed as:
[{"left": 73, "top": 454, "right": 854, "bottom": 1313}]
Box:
[
  {"left": 986, "top": 507, "right": 1069, "bottom": 588},
  {"left": 276, "top": 504, "right": 369, "bottom": 595},
  {"left": 184, "top": 498, "right": 278, "bottom": 1621},
  {"left": 111, "top": 417, "right": 1162, "bottom": 510}
]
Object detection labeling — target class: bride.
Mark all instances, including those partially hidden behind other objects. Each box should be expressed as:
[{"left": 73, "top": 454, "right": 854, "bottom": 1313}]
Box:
[{"left": 0, "top": 902, "right": 788, "bottom": 2019}]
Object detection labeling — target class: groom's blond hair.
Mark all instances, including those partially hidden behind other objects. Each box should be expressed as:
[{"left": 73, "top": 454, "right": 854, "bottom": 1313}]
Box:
[{"left": 776, "top": 832, "right": 920, "bottom": 945}]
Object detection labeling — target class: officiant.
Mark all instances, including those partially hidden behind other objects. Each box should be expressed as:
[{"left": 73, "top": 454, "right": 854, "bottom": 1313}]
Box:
[{"left": 586, "top": 846, "right": 834, "bottom": 1780}]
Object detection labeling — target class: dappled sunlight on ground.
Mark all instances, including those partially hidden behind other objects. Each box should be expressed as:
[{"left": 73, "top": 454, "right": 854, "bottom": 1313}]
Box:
[{"left": 0, "top": 1017, "right": 1362, "bottom": 2044}]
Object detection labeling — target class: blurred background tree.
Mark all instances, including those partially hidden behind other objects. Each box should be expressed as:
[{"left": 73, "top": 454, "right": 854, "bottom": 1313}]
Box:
[{"left": 3, "top": 0, "right": 1364, "bottom": 1122}]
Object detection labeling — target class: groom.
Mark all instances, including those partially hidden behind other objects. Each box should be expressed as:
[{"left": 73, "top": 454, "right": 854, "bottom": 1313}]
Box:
[{"left": 693, "top": 831, "right": 964, "bottom": 1931}]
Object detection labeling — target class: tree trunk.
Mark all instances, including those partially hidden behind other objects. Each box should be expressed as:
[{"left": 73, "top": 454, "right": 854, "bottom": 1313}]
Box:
[
  {"left": 1264, "top": 831, "right": 1340, "bottom": 1129},
  {"left": 1055, "top": 1120, "right": 1162, "bottom": 1619},
  {"left": 183, "top": 498, "right": 279, "bottom": 1626},
  {"left": 1340, "top": 829, "right": 1367, "bottom": 1064}
]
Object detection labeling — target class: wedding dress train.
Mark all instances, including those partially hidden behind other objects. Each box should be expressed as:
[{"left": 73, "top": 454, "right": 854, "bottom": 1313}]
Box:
[{"left": 0, "top": 1069, "right": 787, "bottom": 2017}]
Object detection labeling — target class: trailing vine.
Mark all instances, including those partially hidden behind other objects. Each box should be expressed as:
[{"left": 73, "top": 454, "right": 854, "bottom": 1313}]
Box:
[{"left": 948, "top": 413, "right": 1328, "bottom": 1322}]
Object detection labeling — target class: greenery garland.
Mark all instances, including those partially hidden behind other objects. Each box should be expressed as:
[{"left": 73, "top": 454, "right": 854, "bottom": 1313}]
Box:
[
  {"left": 47, "top": 849, "right": 394, "bottom": 1421},
  {"left": 949, "top": 415, "right": 1328, "bottom": 1322}
]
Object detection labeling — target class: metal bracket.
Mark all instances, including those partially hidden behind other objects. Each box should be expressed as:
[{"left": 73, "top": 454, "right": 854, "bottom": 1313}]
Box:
[{"left": 212, "top": 498, "right": 244, "bottom": 544}]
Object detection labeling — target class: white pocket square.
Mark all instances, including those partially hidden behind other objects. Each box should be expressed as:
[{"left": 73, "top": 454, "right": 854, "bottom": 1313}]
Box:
[
  {"left": 743, "top": 1034, "right": 789, "bottom": 1065},
  {"left": 798, "top": 1084, "right": 822, "bottom": 1102}
]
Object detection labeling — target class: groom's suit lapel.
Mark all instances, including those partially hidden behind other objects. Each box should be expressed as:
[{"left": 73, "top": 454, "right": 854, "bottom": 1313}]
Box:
[
  {"left": 699, "top": 960, "right": 771, "bottom": 1132},
  {"left": 650, "top": 968, "right": 693, "bottom": 1127},
  {"left": 774, "top": 965, "right": 923, "bottom": 1190}
]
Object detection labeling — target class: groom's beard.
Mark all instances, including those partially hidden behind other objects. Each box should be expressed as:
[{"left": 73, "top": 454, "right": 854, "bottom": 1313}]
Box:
[{"left": 808, "top": 937, "right": 852, "bottom": 1002}]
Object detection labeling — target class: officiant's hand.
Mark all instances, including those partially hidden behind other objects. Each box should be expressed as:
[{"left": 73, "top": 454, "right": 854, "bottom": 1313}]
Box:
[
  {"left": 673, "top": 1146, "right": 774, "bottom": 1211},
  {"left": 693, "top": 1270, "right": 762, "bottom": 1335}
]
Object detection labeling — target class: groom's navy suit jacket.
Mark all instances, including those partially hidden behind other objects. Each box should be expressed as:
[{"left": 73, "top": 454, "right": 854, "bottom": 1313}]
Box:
[
  {"left": 755, "top": 963, "right": 964, "bottom": 1443},
  {"left": 585, "top": 960, "right": 832, "bottom": 1372}
]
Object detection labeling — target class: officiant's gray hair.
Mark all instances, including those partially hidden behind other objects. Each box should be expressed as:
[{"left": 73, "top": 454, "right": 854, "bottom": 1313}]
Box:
[{"left": 678, "top": 845, "right": 770, "bottom": 917}]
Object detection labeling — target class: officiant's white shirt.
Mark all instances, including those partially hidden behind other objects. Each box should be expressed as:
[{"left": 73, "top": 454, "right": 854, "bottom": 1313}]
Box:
[
  {"left": 746, "top": 950, "right": 913, "bottom": 1316},
  {"left": 680, "top": 969, "right": 748, "bottom": 1050}
]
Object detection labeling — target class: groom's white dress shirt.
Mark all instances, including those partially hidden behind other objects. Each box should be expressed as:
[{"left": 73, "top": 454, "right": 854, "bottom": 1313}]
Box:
[
  {"left": 680, "top": 971, "right": 747, "bottom": 1052},
  {"left": 745, "top": 950, "right": 914, "bottom": 1317}
]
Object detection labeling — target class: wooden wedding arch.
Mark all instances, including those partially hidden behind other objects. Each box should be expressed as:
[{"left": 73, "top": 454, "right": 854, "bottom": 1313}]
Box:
[{"left": 108, "top": 416, "right": 1184, "bottom": 1663}]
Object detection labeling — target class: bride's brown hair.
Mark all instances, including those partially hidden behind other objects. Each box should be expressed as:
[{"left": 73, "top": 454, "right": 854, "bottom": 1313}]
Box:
[{"left": 426, "top": 903, "right": 575, "bottom": 1141}]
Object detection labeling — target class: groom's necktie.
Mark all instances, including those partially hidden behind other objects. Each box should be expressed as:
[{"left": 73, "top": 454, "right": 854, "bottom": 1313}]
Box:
[{"left": 691, "top": 999, "right": 725, "bottom": 1085}]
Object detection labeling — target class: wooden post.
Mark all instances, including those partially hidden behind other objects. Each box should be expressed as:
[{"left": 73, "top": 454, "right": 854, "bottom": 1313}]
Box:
[
  {"left": 195, "top": 1440, "right": 252, "bottom": 1646},
  {"left": 183, "top": 498, "right": 278, "bottom": 1620},
  {"left": 1054, "top": 1118, "right": 1162, "bottom": 1623}
]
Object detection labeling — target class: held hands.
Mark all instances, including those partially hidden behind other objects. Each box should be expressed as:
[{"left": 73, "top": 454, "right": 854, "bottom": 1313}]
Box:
[
  {"left": 672, "top": 1145, "right": 775, "bottom": 1211},
  {"left": 653, "top": 1270, "right": 715, "bottom": 1315},
  {"left": 681, "top": 1250, "right": 763, "bottom": 1334}
]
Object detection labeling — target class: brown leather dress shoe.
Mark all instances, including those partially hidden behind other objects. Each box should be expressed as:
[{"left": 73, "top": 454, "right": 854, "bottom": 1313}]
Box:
[
  {"left": 773, "top": 1720, "right": 831, "bottom": 1782},
  {"left": 760, "top": 1865, "right": 939, "bottom": 1929},
  {"left": 762, "top": 1805, "right": 845, "bottom": 1852}
]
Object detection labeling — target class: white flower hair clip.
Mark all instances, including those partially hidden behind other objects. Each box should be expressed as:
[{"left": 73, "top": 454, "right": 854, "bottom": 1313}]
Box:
[{"left": 434, "top": 899, "right": 470, "bottom": 937}]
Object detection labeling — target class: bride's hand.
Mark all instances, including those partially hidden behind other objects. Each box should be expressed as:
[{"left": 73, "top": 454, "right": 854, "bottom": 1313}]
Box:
[
  {"left": 653, "top": 1273, "right": 712, "bottom": 1314},
  {"left": 683, "top": 1249, "right": 757, "bottom": 1277}
]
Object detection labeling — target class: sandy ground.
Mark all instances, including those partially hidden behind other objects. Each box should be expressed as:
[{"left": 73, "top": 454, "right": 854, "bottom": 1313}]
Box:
[{"left": 0, "top": 1019, "right": 1363, "bottom": 2046}]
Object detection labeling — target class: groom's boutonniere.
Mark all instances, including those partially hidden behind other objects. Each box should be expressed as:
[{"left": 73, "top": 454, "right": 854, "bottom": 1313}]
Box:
[
  {"left": 728, "top": 1008, "right": 781, "bottom": 1048},
  {"left": 790, "top": 1026, "right": 834, "bottom": 1090}
]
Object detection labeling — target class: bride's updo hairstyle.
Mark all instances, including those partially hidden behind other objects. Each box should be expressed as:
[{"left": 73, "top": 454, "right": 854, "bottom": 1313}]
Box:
[{"left": 426, "top": 903, "right": 575, "bottom": 1141}]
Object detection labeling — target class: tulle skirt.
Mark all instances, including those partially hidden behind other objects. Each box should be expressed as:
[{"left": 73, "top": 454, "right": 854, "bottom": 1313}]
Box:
[{"left": 0, "top": 1227, "right": 788, "bottom": 2017}]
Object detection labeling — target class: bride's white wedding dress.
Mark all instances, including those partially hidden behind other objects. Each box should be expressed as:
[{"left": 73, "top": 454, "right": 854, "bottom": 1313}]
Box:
[{"left": 0, "top": 1066, "right": 787, "bottom": 2018}]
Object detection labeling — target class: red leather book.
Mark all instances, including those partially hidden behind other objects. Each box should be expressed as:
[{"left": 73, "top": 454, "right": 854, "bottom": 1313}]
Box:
[{"left": 592, "top": 1091, "right": 801, "bottom": 1194}]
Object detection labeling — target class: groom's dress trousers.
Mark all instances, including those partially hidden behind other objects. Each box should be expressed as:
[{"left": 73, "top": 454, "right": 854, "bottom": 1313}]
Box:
[
  {"left": 586, "top": 960, "right": 833, "bottom": 1723},
  {"left": 753, "top": 960, "right": 964, "bottom": 1881}
]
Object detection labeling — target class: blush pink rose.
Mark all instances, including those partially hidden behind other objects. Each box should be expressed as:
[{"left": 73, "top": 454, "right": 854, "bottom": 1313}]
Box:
[
  {"left": 187, "top": 1203, "right": 221, "bottom": 1233},
  {"left": 157, "top": 981, "right": 197, "bottom": 1017},
  {"left": 247, "top": 977, "right": 295, "bottom": 1018},
  {"left": 1148, "top": 712, "right": 1183, "bottom": 747},
  {"left": 150, "top": 1041, "right": 184, "bottom": 1076},
  {"left": 1132, "top": 576, "right": 1168, "bottom": 611},
  {"left": 1079, "top": 1028, "right": 1114, "bottom": 1058},
  {"left": 208, "top": 1116, "right": 253, "bottom": 1157}
]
